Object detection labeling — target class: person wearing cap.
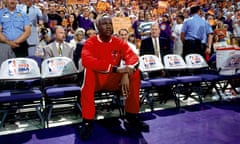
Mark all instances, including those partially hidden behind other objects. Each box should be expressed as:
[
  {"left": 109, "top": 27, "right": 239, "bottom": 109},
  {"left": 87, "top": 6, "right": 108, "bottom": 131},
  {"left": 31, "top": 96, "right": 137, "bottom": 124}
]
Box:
[
  {"left": 79, "top": 16, "right": 149, "bottom": 141},
  {"left": 181, "top": 5, "right": 212, "bottom": 58},
  {"left": 0, "top": 0, "right": 31, "bottom": 57}
]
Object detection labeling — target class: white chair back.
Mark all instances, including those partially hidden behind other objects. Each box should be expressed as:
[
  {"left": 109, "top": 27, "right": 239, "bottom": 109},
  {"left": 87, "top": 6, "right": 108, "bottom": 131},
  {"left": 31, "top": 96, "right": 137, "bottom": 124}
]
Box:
[
  {"left": 220, "top": 54, "right": 240, "bottom": 75},
  {"left": 139, "top": 55, "right": 164, "bottom": 72},
  {"left": 41, "top": 57, "right": 78, "bottom": 78},
  {"left": 163, "top": 54, "right": 187, "bottom": 70},
  {"left": 185, "top": 54, "right": 209, "bottom": 69},
  {"left": 0, "top": 58, "right": 41, "bottom": 80}
]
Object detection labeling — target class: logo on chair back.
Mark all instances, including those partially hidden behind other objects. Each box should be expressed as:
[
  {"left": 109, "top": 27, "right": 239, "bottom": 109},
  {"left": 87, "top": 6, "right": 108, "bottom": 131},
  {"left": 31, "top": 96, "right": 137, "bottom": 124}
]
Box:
[
  {"left": 47, "top": 59, "right": 66, "bottom": 74},
  {"left": 190, "top": 55, "right": 201, "bottom": 65},
  {"left": 168, "top": 56, "right": 180, "bottom": 66},
  {"left": 8, "top": 60, "right": 17, "bottom": 76},
  {"left": 143, "top": 56, "right": 156, "bottom": 69},
  {"left": 18, "top": 63, "right": 30, "bottom": 74},
  {"left": 8, "top": 60, "right": 30, "bottom": 76}
]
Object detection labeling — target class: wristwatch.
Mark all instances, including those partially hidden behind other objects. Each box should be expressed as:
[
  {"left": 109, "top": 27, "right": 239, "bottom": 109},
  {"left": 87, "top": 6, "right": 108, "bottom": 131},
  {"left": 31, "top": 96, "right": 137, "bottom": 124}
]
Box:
[{"left": 112, "top": 66, "right": 118, "bottom": 73}]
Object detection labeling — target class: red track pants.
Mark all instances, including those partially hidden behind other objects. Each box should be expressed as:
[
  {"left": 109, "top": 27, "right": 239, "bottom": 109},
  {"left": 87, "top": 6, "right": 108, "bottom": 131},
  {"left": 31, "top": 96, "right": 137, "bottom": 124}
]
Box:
[{"left": 81, "top": 69, "right": 140, "bottom": 119}]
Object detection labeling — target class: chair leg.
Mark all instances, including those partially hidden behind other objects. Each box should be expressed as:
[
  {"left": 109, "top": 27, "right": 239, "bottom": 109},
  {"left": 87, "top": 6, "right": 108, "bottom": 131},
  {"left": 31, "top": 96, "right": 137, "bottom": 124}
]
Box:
[
  {"left": 172, "top": 86, "right": 181, "bottom": 109},
  {"left": 0, "top": 110, "right": 8, "bottom": 128},
  {"left": 35, "top": 105, "right": 45, "bottom": 128}
]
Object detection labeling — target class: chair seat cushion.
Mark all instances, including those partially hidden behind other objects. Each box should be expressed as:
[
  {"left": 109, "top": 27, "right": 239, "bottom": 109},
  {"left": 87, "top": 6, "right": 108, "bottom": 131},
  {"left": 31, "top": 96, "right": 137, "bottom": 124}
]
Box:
[
  {"left": 0, "top": 89, "right": 42, "bottom": 103},
  {"left": 198, "top": 74, "right": 221, "bottom": 81},
  {"left": 141, "top": 80, "right": 152, "bottom": 88},
  {"left": 44, "top": 86, "right": 80, "bottom": 98},
  {"left": 174, "top": 76, "right": 202, "bottom": 83},
  {"left": 149, "top": 78, "right": 177, "bottom": 87}
]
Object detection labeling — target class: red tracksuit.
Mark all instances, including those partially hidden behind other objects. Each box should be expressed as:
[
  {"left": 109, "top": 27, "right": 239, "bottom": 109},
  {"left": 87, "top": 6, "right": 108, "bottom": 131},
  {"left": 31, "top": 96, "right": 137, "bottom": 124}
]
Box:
[{"left": 81, "top": 35, "right": 140, "bottom": 119}]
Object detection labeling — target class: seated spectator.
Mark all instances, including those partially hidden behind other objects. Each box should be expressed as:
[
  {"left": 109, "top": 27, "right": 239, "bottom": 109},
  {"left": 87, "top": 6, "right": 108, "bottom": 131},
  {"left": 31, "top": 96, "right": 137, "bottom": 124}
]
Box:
[
  {"left": 118, "top": 28, "right": 139, "bottom": 55},
  {"left": 43, "top": 25, "right": 74, "bottom": 59},
  {"left": 73, "top": 29, "right": 96, "bottom": 70},
  {"left": 79, "top": 16, "right": 149, "bottom": 141},
  {"left": 69, "top": 28, "right": 85, "bottom": 50}
]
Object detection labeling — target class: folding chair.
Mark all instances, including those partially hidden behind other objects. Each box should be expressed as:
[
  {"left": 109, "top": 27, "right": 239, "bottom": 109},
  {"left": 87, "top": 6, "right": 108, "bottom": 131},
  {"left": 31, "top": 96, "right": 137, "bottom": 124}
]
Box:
[
  {"left": 163, "top": 54, "right": 204, "bottom": 108},
  {"left": 139, "top": 55, "right": 178, "bottom": 110},
  {"left": 185, "top": 53, "right": 224, "bottom": 100},
  {"left": 216, "top": 53, "right": 240, "bottom": 99},
  {"left": 41, "top": 57, "right": 81, "bottom": 127},
  {"left": 0, "top": 58, "right": 44, "bottom": 128}
]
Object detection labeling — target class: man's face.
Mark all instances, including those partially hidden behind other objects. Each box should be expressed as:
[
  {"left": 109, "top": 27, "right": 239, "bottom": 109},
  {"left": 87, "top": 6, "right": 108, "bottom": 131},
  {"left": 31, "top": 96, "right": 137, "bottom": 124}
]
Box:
[
  {"left": 98, "top": 17, "right": 113, "bottom": 37},
  {"left": 55, "top": 27, "right": 66, "bottom": 42},
  {"left": 48, "top": 4, "right": 56, "bottom": 13},
  {"left": 24, "top": 0, "right": 33, "bottom": 6},
  {"left": 6, "top": 0, "right": 17, "bottom": 9},
  {"left": 151, "top": 24, "right": 160, "bottom": 38}
]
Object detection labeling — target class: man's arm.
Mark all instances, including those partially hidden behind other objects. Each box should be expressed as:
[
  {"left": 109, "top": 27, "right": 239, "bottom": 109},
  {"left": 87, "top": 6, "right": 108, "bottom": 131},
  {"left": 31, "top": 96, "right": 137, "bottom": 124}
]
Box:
[
  {"left": 14, "top": 25, "right": 31, "bottom": 44},
  {"left": 180, "top": 32, "right": 185, "bottom": 43},
  {"left": 0, "top": 26, "right": 19, "bottom": 48},
  {"left": 0, "top": 26, "right": 9, "bottom": 44},
  {"left": 206, "top": 33, "right": 213, "bottom": 54}
]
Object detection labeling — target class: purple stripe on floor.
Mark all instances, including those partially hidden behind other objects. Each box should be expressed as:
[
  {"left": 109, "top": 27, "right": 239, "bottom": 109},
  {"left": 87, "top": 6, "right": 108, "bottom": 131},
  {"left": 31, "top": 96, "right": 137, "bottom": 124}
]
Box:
[{"left": 1, "top": 101, "right": 240, "bottom": 144}]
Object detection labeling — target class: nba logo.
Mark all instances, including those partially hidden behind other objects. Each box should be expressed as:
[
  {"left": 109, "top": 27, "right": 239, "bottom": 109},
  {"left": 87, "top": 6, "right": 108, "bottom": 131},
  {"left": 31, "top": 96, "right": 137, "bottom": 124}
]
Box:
[
  {"left": 47, "top": 60, "right": 57, "bottom": 73},
  {"left": 8, "top": 60, "right": 16, "bottom": 76}
]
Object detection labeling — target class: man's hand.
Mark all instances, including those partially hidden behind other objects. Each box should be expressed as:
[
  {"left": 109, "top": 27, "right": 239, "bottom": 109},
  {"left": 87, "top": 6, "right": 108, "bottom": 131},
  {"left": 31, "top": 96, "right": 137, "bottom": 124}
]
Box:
[
  {"left": 120, "top": 73, "right": 129, "bottom": 97},
  {"left": 205, "top": 47, "right": 211, "bottom": 54},
  {"left": 7, "top": 41, "right": 19, "bottom": 49}
]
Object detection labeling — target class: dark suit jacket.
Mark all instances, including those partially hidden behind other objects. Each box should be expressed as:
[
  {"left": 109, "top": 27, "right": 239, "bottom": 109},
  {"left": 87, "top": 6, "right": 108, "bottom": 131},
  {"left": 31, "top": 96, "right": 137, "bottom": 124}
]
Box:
[
  {"left": 73, "top": 43, "right": 84, "bottom": 69},
  {"left": 140, "top": 36, "right": 171, "bottom": 62}
]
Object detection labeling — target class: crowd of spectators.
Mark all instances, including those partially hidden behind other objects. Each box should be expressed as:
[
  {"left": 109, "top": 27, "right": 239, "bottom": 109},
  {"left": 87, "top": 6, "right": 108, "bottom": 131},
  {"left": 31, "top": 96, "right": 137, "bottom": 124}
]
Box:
[
  {"left": 1, "top": 0, "right": 240, "bottom": 141},
  {"left": 1, "top": 0, "right": 240, "bottom": 62}
]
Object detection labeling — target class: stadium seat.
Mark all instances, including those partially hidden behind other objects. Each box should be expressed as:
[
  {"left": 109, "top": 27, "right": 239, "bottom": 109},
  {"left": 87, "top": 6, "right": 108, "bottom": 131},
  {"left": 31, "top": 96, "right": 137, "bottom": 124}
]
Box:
[
  {"left": 163, "top": 54, "right": 204, "bottom": 108},
  {"left": 41, "top": 57, "right": 81, "bottom": 127},
  {"left": 0, "top": 58, "right": 44, "bottom": 128},
  {"left": 185, "top": 53, "right": 224, "bottom": 100},
  {"left": 139, "top": 55, "right": 178, "bottom": 110},
  {"left": 215, "top": 53, "right": 240, "bottom": 99}
]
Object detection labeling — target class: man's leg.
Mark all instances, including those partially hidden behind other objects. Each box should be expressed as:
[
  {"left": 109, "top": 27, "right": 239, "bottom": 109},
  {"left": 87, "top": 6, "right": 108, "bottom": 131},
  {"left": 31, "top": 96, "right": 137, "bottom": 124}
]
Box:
[
  {"left": 123, "top": 70, "right": 149, "bottom": 132},
  {"left": 80, "top": 70, "right": 122, "bottom": 140},
  {"left": 80, "top": 69, "right": 97, "bottom": 140}
]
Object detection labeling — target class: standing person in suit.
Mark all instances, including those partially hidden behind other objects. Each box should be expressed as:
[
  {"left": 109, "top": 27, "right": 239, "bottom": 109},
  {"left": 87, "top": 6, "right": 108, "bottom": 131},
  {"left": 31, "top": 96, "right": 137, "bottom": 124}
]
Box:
[
  {"left": 140, "top": 22, "right": 171, "bottom": 62},
  {"left": 43, "top": 25, "right": 74, "bottom": 59}
]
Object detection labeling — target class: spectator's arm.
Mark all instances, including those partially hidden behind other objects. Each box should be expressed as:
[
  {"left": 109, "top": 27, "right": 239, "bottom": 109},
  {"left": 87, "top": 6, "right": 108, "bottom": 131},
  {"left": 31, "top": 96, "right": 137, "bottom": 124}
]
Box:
[
  {"left": 14, "top": 25, "right": 31, "bottom": 44},
  {"left": 0, "top": 26, "right": 9, "bottom": 44},
  {"left": 180, "top": 32, "right": 185, "bottom": 43}
]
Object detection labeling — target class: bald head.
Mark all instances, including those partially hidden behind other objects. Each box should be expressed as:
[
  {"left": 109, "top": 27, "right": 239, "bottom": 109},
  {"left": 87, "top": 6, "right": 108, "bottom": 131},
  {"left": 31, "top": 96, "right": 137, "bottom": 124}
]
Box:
[
  {"left": 150, "top": 22, "right": 160, "bottom": 38},
  {"left": 96, "top": 16, "right": 113, "bottom": 41},
  {"left": 53, "top": 25, "right": 66, "bottom": 43}
]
